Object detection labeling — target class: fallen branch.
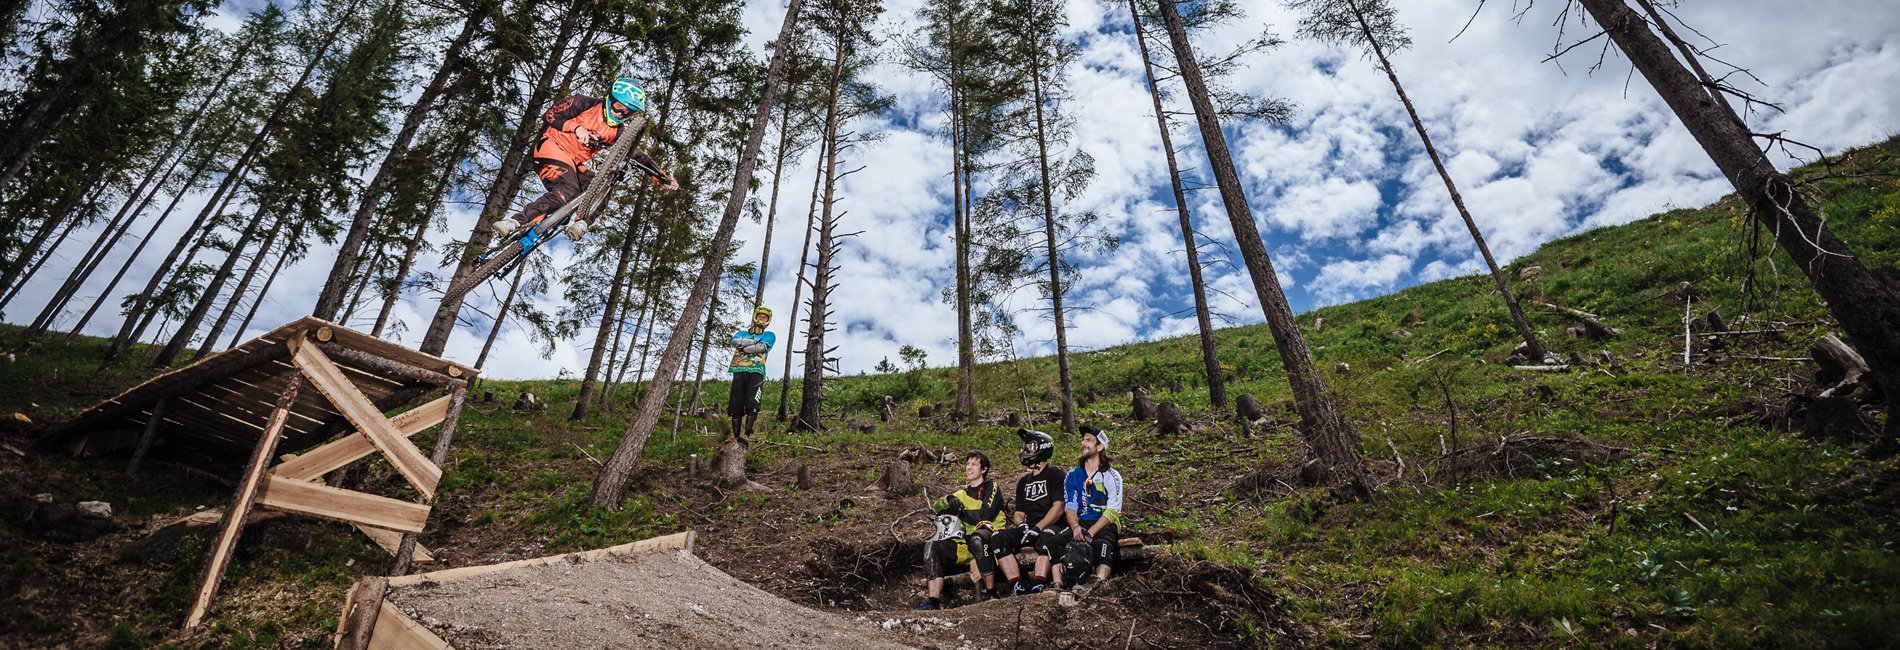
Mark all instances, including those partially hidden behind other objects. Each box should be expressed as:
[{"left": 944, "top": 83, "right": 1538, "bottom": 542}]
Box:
[
  {"left": 1540, "top": 302, "right": 1601, "bottom": 320},
  {"left": 1703, "top": 329, "right": 1786, "bottom": 337},
  {"left": 1386, "top": 438, "right": 1405, "bottom": 482},
  {"left": 1741, "top": 356, "right": 1810, "bottom": 362},
  {"left": 756, "top": 439, "right": 824, "bottom": 452},
  {"left": 1514, "top": 365, "right": 1573, "bottom": 371},
  {"left": 1410, "top": 348, "right": 1453, "bottom": 364},
  {"left": 571, "top": 443, "right": 602, "bottom": 466}
]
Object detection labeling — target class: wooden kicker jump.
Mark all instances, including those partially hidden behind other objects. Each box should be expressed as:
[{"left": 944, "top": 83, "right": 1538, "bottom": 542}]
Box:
[
  {"left": 332, "top": 531, "right": 697, "bottom": 650},
  {"left": 47, "top": 317, "right": 478, "bottom": 629}
]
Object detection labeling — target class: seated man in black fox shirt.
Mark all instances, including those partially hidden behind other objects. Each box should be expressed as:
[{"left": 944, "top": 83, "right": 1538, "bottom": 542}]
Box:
[{"left": 989, "top": 429, "right": 1071, "bottom": 594}]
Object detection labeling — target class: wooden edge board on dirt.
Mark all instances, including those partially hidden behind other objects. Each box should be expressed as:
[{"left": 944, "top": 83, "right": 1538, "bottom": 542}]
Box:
[
  {"left": 255, "top": 475, "right": 431, "bottom": 534},
  {"left": 274, "top": 397, "right": 451, "bottom": 481},
  {"left": 292, "top": 343, "right": 440, "bottom": 498},
  {"left": 366, "top": 599, "right": 454, "bottom": 650},
  {"left": 385, "top": 530, "right": 696, "bottom": 588}
]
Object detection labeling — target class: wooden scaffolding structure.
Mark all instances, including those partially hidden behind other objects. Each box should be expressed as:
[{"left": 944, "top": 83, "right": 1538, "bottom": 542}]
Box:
[{"left": 48, "top": 317, "right": 478, "bottom": 628}]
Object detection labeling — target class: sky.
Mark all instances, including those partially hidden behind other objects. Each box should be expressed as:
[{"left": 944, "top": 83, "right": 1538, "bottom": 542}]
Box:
[{"left": 8, "top": 0, "right": 1899, "bottom": 380}]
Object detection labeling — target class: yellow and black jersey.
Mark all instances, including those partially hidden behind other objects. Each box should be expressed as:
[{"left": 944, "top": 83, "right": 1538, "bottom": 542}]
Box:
[{"left": 932, "top": 480, "right": 1007, "bottom": 535}]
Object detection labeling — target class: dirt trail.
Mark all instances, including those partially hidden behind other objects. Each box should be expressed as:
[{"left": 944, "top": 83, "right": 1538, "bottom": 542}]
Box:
[{"left": 388, "top": 548, "right": 932, "bottom": 650}]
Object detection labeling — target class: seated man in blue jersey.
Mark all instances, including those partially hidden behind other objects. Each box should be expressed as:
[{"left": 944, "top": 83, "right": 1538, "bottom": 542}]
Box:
[{"left": 1062, "top": 426, "right": 1124, "bottom": 593}]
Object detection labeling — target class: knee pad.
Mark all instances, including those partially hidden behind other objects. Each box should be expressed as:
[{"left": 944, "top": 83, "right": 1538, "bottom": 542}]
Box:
[{"left": 923, "top": 541, "right": 944, "bottom": 579}]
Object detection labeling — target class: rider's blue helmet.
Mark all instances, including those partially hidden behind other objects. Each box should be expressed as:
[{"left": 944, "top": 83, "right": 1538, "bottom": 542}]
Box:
[{"left": 605, "top": 78, "right": 645, "bottom": 126}]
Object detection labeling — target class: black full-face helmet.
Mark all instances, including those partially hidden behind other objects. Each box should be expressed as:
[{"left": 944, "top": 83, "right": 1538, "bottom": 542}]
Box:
[{"left": 1017, "top": 428, "right": 1054, "bottom": 467}]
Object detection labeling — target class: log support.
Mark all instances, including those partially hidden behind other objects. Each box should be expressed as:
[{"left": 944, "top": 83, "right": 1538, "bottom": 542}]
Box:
[
  {"left": 125, "top": 397, "right": 168, "bottom": 477},
  {"left": 184, "top": 372, "right": 302, "bottom": 628}
]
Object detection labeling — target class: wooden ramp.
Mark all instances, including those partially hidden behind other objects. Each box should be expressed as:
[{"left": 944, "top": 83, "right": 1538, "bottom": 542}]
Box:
[{"left": 49, "top": 318, "right": 479, "bottom": 629}]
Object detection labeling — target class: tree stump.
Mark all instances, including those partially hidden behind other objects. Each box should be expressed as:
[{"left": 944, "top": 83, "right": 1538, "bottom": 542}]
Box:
[
  {"left": 879, "top": 396, "right": 895, "bottom": 422},
  {"left": 1236, "top": 394, "right": 1263, "bottom": 436},
  {"left": 714, "top": 440, "right": 770, "bottom": 492},
  {"left": 1156, "top": 401, "right": 1187, "bottom": 436},
  {"left": 877, "top": 459, "right": 916, "bottom": 498},
  {"left": 795, "top": 464, "right": 814, "bottom": 491},
  {"left": 1812, "top": 335, "right": 1869, "bottom": 395},
  {"left": 859, "top": 424, "right": 878, "bottom": 435},
  {"left": 918, "top": 404, "right": 935, "bottom": 419},
  {"left": 1131, "top": 386, "right": 1152, "bottom": 421},
  {"left": 1005, "top": 412, "right": 1021, "bottom": 428},
  {"left": 1166, "top": 379, "right": 1181, "bottom": 393},
  {"left": 1706, "top": 309, "right": 1728, "bottom": 332}
]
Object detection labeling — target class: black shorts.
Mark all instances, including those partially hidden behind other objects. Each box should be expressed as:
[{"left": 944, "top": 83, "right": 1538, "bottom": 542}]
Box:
[
  {"left": 727, "top": 372, "right": 765, "bottom": 418},
  {"left": 990, "top": 525, "right": 1070, "bottom": 559}
]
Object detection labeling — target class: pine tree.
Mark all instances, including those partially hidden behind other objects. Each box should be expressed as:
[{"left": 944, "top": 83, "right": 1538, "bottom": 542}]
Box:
[
  {"left": 588, "top": 0, "right": 813, "bottom": 508},
  {"left": 1154, "top": 0, "right": 1367, "bottom": 489},
  {"left": 1289, "top": 0, "right": 1546, "bottom": 363},
  {"left": 1571, "top": 0, "right": 1900, "bottom": 453}
]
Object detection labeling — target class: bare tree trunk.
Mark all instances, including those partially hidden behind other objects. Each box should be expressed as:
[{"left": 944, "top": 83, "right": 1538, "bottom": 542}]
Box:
[
  {"left": 193, "top": 213, "right": 287, "bottom": 361},
  {"left": 1155, "top": 0, "right": 1366, "bottom": 488},
  {"left": 1129, "top": 1, "right": 1225, "bottom": 408},
  {"left": 587, "top": 0, "right": 805, "bottom": 508},
  {"left": 1345, "top": 0, "right": 1542, "bottom": 362},
  {"left": 419, "top": 8, "right": 585, "bottom": 356},
  {"left": 775, "top": 105, "right": 829, "bottom": 422},
  {"left": 228, "top": 236, "right": 290, "bottom": 350},
  {"left": 691, "top": 290, "right": 717, "bottom": 411},
  {"left": 152, "top": 187, "right": 281, "bottom": 368},
  {"left": 793, "top": 36, "right": 848, "bottom": 432},
  {"left": 753, "top": 98, "right": 797, "bottom": 305},
  {"left": 472, "top": 261, "right": 527, "bottom": 370},
  {"left": 1576, "top": 0, "right": 1900, "bottom": 452},
  {"left": 951, "top": 67, "right": 976, "bottom": 419},
  {"left": 1028, "top": 65, "right": 1077, "bottom": 434},
  {"left": 314, "top": 10, "right": 483, "bottom": 320}
]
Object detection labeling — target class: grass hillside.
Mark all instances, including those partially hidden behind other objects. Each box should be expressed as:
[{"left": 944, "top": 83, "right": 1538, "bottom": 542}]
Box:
[{"left": 2, "top": 136, "right": 1896, "bottom": 649}]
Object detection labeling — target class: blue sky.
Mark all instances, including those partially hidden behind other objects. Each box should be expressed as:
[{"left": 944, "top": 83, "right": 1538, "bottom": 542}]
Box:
[{"left": 9, "top": 0, "right": 1899, "bottom": 379}]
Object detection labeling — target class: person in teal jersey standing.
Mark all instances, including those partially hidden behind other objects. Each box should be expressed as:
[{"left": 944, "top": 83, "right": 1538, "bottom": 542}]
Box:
[{"left": 727, "top": 306, "right": 774, "bottom": 444}]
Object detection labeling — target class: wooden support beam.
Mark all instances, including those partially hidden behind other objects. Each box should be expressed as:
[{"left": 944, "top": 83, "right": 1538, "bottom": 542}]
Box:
[
  {"left": 272, "top": 396, "right": 451, "bottom": 481},
  {"left": 335, "top": 577, "right": 387, "bottom": 650},
  {"left": 353, "top": 524, "right": 434, "bottom": 563},
  {"left": 389, "top": 385, "right": 468, "bottom": 577},
  {"left": 293, "top": 343, "right": 439, "bottom": 498},
  {"left": 184, "top": 374, "right": 302, "bottom": 629},
  {"left": 255, "top": 475, "right": 431, "bottom": 534},
  {"left": 125, "top": 397, "right": 168, "bottom": 477},
  {"left": 386, "top": 531, "right": 696, "bottom": 587},
  {"left": 314, "top": 318, "right": 477, "bottom": 380},
  {"left": 316, "top": 342, "right": 465, "bottom": 389}
]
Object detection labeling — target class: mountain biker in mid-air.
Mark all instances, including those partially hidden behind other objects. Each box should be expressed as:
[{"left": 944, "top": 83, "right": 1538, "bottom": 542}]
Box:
[{"left": 491, "top": 77, "right": 680, "bottom": 243}]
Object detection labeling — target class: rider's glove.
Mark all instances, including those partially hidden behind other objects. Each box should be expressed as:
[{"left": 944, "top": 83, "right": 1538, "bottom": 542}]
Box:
[{"left": 574, "top": 126, "right": 608, "bottom": 149}]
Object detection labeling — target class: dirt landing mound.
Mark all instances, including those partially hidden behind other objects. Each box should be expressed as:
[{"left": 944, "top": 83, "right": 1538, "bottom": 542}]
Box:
[{"left": 387, "top": 548, "right": 924, "bottom": 650}]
